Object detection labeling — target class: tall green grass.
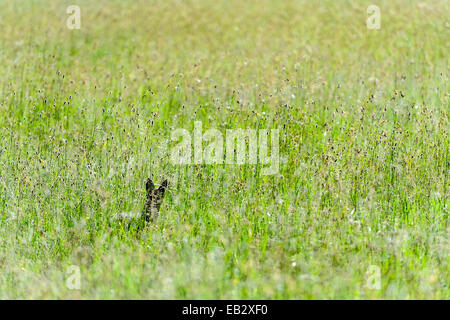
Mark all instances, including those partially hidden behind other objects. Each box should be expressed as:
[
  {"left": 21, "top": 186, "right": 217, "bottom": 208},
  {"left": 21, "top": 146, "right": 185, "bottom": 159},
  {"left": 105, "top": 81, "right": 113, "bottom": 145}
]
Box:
[{"left": 0, "top": 0, "right": 448, "bottom": 298}]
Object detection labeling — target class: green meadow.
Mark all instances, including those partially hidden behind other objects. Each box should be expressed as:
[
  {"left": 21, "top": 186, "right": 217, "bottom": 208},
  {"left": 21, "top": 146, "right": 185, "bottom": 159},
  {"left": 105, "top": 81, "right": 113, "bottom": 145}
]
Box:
[{"left": 0, "top": 0, "right": 448, "bottom": 298}]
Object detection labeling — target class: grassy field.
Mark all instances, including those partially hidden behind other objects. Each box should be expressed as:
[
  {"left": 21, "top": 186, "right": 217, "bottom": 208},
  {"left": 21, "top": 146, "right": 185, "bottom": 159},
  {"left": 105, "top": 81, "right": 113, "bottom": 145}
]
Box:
[{"left": 0, "top": 0, "right": 448, "bottom": 299}]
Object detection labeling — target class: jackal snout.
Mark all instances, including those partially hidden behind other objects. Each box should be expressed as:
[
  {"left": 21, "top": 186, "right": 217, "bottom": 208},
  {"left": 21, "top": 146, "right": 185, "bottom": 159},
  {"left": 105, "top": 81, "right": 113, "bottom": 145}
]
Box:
[{"left": 143, "top": 178, "right": 168, "bottom": 222}]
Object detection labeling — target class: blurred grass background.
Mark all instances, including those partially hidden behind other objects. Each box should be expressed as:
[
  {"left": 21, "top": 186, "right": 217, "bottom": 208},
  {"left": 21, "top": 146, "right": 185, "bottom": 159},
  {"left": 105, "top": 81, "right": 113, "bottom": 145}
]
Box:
[{"left": 0, "top": 0, "right": 448, "bottom": 298}]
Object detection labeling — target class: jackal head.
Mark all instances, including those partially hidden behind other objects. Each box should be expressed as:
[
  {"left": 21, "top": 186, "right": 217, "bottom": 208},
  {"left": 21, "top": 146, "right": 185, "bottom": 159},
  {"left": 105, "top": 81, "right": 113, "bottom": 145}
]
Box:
[{"left": 143, "top": 178, "right": 168, "bottom": 222}]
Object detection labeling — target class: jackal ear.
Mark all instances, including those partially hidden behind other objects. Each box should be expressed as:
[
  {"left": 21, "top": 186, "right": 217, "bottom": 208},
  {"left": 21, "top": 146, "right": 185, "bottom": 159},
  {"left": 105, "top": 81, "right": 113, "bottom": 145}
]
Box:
[
  {"left": 157, "top": 180, "right": 168, "bottom": 196},
  {"left": 146, "top": 178, "right": 155, "bottom": 195}
]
